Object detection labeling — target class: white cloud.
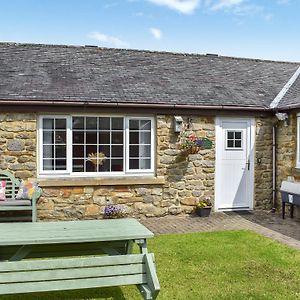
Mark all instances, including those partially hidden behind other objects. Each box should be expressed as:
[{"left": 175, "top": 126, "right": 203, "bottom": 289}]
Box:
[
  {"left": 150, "top": 27, "right": 162, "bottom": 39},
  {"left": 148, "top": 0, "right": 200, "bottom": 14},
  {"left": 210, "top": 0, "right": 244, "bottom": 11},
  {"left": 87, "top": 32, "right": 129, "bottom": 48}
]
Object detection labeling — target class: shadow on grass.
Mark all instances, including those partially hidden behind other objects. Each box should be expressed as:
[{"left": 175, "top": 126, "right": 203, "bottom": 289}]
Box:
[{"left": 0, "top": 287, "right": 126, "bottom": 300}]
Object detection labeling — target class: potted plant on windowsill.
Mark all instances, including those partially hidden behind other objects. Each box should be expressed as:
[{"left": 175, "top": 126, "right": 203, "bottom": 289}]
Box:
[{"left": 195, "top": 197, "right": 212, "bottom": 217}]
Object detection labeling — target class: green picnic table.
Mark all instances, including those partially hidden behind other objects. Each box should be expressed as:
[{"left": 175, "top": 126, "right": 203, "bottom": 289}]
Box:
[{"left": 0, "top": 218, "right": 160, "bottom": 299}]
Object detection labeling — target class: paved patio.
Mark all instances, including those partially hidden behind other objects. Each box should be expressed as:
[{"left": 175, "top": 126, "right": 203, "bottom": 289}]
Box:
[{"left": 140, "top": 210, "right": 300, "bottom": 251}]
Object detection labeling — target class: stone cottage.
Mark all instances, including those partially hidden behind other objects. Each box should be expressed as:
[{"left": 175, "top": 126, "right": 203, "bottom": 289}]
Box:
[{"left": 0, "top": 42, "right": 299, "bottom": 220}]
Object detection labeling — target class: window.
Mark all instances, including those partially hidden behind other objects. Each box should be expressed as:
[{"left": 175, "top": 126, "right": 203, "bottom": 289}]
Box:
[
  {"left": 297, "top": 116, "right": 300, "bottom": 168},
  {"left": 225, "top": 130, "right": 243, "bottom": 150},
  {"left": 39, "top": 115, "right": 154, "bottom": 176}
]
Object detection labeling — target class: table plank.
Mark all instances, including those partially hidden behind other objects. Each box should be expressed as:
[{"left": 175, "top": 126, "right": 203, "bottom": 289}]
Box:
[{"left": 0, "top": 219, "right": 153, "bottom": 246}]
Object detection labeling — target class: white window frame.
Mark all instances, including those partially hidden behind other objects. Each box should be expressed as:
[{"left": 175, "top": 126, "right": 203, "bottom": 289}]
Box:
[
  {"left": 38, "top": 115, "right": 155, "bottom": 177},
  {"left": 297, "top": 115, "right": 300, "bottom": 169},
  {"left": 125, "top": 116, "right": 155, "bottom": 174},
  {"left": 225, "top": 129, "right": 243, "bottom": 151}
]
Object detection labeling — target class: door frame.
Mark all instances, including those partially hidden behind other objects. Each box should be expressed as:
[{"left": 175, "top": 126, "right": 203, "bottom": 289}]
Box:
[{"left": 214, "top": 117, "right": 255, "bottom": 211}]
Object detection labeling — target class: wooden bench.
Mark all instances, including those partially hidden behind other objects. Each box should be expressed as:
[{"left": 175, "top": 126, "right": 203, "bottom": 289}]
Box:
[
  {"left": 0, "top": 219, "right": 160, "bottom": 299},
  {"left": 0, "top": 253, "right": 160, "bottom": 299},
  {"left": 0, "top": 170, "right": 42, "bottom": 222}
]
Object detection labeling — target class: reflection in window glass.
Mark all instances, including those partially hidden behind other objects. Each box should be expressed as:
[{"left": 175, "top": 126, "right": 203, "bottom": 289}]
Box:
[{"left": 128, "top": 119, "right": 152, "bottom": 170}]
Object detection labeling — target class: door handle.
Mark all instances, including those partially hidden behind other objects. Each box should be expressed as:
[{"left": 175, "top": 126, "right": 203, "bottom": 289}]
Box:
[{"left": 246, "top": 160, "right": 250, "bottom": 171}]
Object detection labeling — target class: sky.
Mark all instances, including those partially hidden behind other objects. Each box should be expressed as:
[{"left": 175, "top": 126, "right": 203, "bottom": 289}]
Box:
[{"left": 0, "top": 0, "right": 299, "bottom": 62}]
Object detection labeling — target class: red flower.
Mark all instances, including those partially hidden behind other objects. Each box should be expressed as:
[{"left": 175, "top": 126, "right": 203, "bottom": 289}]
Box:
[{"left": 188, "top": 133, "right": 197, "bottom": 141}]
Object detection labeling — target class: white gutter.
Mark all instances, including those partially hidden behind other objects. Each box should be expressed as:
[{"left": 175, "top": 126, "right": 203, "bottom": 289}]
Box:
[{"left": 270, "top": 66, "right": 300, "bottom": 109}]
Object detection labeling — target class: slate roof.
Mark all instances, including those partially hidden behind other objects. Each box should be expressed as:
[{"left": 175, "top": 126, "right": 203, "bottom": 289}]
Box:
[
  {"left": 278, "top": 74, "right": 300, "bottom": 109},
  {"left": 0, "top": 42, "right": 299, "bottom": 110}
]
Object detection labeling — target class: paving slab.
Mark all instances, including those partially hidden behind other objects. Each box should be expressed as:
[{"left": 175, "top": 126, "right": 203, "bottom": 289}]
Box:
[{"left": 140, "top": 211, "right": 300, "bottom": 251}]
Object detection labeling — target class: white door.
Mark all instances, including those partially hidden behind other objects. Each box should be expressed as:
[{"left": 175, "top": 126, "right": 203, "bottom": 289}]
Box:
[{"left": 215, "top": 117, "right": 255, "bottom": 211}]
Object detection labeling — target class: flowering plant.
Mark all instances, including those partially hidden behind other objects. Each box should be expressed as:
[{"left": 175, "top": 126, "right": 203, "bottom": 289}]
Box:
[
  {"left": 178, "top": 132, "right": 205, "bottom": 150},
  {"left": 196, "top": 196, "right": 212, "bottom": 208},
  {"left": 103, "top": 204, "right": 127, "bottom": 219},
  {"left": 178, "top": 129, "right": 212, "bottom": 155}
]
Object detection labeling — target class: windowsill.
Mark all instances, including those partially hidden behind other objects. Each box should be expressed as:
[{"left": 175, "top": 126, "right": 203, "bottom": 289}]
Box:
[{"left": 38, "top": 176, "right": 165, "bottom": 187}]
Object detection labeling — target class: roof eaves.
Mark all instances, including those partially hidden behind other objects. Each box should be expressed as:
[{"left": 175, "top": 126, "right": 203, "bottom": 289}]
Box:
[{"left": 270, "top": 65, "right": 300, "bottom": 109}]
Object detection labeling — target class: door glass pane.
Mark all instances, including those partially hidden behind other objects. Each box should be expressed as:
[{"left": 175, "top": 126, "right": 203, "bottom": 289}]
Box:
[{"left": 226, "top": 130, "right": 242, "bottom": 150}]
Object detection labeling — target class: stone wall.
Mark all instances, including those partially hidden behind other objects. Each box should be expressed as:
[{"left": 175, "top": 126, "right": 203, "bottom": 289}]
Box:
[
  {"left": 1, "top": 111, "right": 290, "bottom": 220},
  {"left": 276, "top": 112, "right": 298, "bottom": 215},
  {"left": 0, "top": 112, "right": 216, "bottom": 220},
  {"left": 0, "top": 113, "right": 37, "bottom": 179},
  {"left": 254, "top": 117, "right": 274, "bottom": 210}
]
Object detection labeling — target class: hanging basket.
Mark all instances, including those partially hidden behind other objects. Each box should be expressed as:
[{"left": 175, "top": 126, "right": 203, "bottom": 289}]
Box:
[
  {"left": 181, "top": 146, "right": 201, "bottom": 156},
  {"left": 189, "top": 146, "right": 201, "bottom": 154}
]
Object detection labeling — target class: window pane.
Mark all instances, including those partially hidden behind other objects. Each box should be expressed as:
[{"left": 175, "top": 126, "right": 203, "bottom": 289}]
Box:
[
  {"left": 55, "top": 131, "right": 66, "bottom": 144},
  {"left": 43, "top": 131, "right": 53, "bottom": 144},
  {"left": 129, "top": 159, "right": 139, "bottom": 169},
  {"left": 55, "top": 119, "right": 66, "bottom": 130},
  {"left": 55, "top": 159, "right": 66, "bottom": 170},
  {"left": 129, "top": 120, "right": 139, "bottom": 130},
  {"left": 140, "top": 159, "right": 151, "bottom": 169},
  {"left": 112, "top": 132, "right": 123, "bottom": 144},
  {"left": 112, "top": 118, "right": 123, "bottom": 130},
  {"left": 86, "top": 145, "right": 97, "bottom": 156},
  {"left": 227, "top": 131, "right": 234, "bottom": 139},
  {"left": 99, "top": 159, "right": 110, "bottom": 172},
  {"left": 140, "top": 132, "right": 151, "bottom": 144},
  {"left": 129, "top": 145, "right": 139, "bottom": 157},
  {"left": 86, "top": 117, "right": 97, "bottom": 130},
  {"left": 43, "top": 119, "right": 54, "bottom": 130},
  {"left": 99, "top": 145, "right": 110, "bottom": 157},
  {"left": 73, "top": 159, "right": 84, "bottom": 172},
  {"left": 43, "top": 159, "right": 54, "bottom": 170},
  {"left": 99, "top": 132, "right": 110, "bottom": 144},
  {"left": 73, "top": 117, "right": 84, "bottom": 129},
  {"left": 55, "top": 145, "right": 66, "bottom": 158},
  {"left": 86, "top": 131, "right": 97, "bottom": 144},
  {"left": 73, "top": 131, "right": 84, "bottom": 144},
  {"left": 111, "top": 159, "right": 123, "bottom": 171},
  {"left": 235, "top": 132, "right": 242, "bottom": 139},
  {"left": 139, "top": 145, "right": 151, "bottom": 157},
  {"left": 140, "top": 120, "right": 151, "bottom": 130},
  {"left": 112, "top": 145, "right": 123, "bottom": 157},
  {"left": 99, "top": 117, "right": 110, "bottom": 130},
  {"left": 85, "top": 160, "right": 97, "bottom": 172},
  {"left": 43, "top": 145, "right": 54, "bottom": 158},
  {"left": 73, "top": 145, "right": 84, "bottom": 158},
  {"left": 227, "top": 140, "right": 234, "bottom": 148},
  {"left": 235, "top": 140, "right": 242, "bottom": 148},
  {"left": 129, "top": 132, "right": 139, "bottom": 144}
]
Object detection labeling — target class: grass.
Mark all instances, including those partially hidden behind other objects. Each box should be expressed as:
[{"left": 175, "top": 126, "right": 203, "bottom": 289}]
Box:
[{"left": 2, "top": 230, "right": 300, "bottom": 300}]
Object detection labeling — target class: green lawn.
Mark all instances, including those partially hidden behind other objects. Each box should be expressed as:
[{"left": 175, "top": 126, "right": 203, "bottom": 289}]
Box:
[{"left": 2, "top": 230, "right": 300, "bottom": 300}]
